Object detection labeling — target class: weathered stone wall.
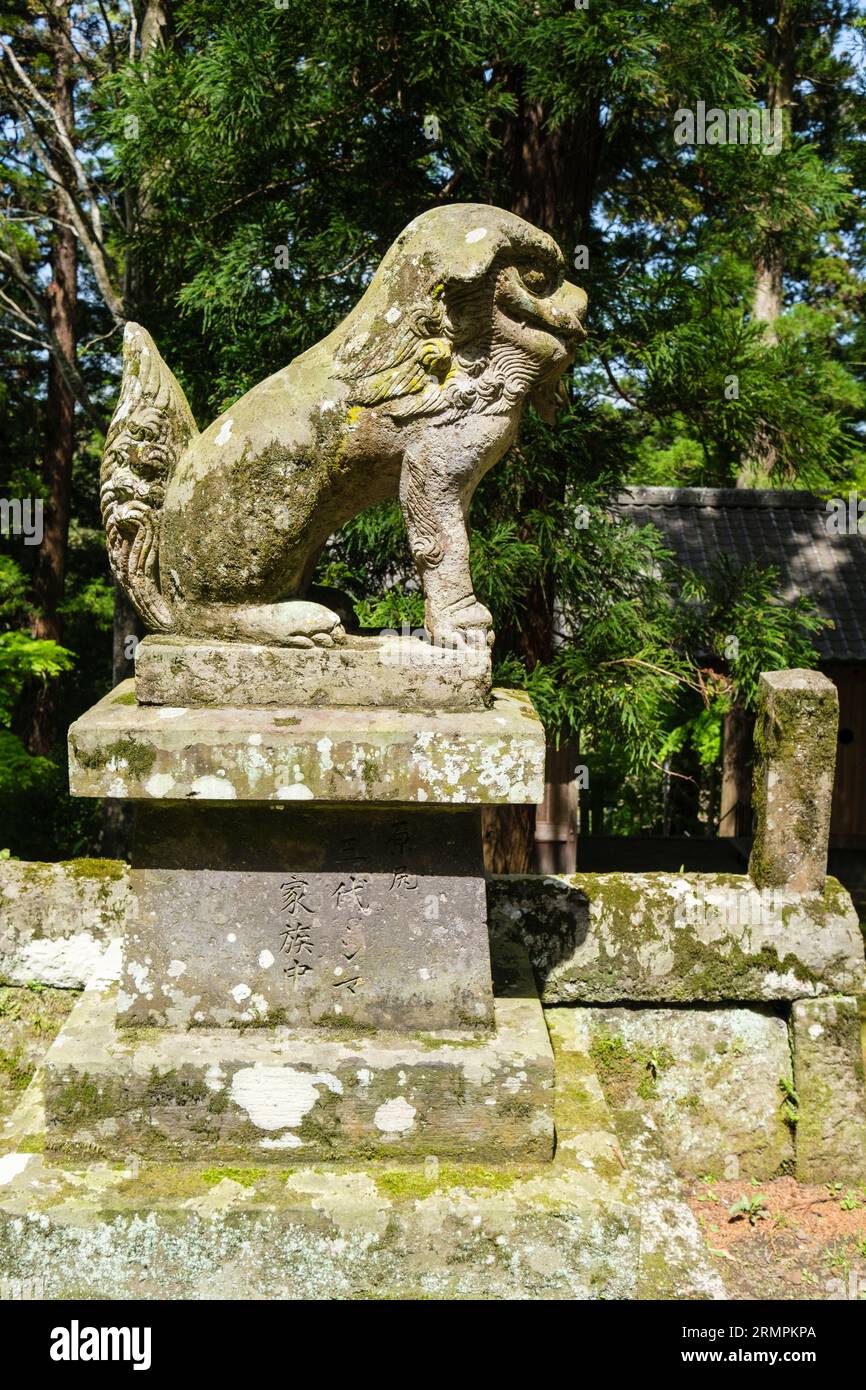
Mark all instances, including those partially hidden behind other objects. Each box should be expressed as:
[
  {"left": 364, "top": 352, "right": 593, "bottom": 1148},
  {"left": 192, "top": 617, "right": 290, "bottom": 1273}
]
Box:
[
  {"left": 487, "top": 872, "right": 865, "bottom": 1004},
  {"left": 0, "top": 859, "right": 126, "bottom": 988},
  {"left": 2, "top": 854, "right": 863, "bottom": 1184}
]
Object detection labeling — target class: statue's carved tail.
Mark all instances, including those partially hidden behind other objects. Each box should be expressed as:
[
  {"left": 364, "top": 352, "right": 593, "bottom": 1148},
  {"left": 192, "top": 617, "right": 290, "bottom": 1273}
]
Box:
[{"left": 100, "top": 322, "right": 199, "bottom": 631}]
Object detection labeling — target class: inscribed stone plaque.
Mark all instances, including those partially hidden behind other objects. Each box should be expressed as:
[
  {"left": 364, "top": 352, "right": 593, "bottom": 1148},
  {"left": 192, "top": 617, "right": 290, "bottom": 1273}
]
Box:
[{"left": 121, "top": 803, "right": 493, "bottom": 1031}]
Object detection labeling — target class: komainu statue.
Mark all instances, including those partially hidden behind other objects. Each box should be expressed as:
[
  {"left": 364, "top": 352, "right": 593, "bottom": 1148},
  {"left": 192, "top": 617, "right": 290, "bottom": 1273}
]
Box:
[{"left": 102, "top": 204, "right": 587, "bottom": 649}]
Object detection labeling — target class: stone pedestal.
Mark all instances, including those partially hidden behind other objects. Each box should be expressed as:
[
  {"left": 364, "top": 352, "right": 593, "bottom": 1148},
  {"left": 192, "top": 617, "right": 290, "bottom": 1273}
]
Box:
[
  {"left": 61, "top": 648, "right": 550, "bottom": 1164},
  {"left": 45, "top": 940, "right": 553, "bottom": 1165},
  {"left": 134, "top": 633, "right": 492, "bottom": 712}
]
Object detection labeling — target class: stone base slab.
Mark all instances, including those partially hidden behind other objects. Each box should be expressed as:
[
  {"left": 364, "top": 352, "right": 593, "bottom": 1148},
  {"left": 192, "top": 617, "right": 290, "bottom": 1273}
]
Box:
[
  {"left": 68, "top": 683, "right": 545, "bottom": 804},
  {"left": 135, "top": 633, "right": 492, "bottom": 711},
  {"left": 44, "top": 944, "right": 553, "bottom": 1165},
  {"left": 0, "top": 1007, "right": 645, "bottom": 1301},
  {"left": 0, "top": 1002, "right": 738, "bottom": 1300}
]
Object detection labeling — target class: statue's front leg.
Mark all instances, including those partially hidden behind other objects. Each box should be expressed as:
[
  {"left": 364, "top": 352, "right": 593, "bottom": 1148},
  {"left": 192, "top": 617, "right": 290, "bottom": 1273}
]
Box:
[{"left": 399, "top": 446, "right": 493, "bottom": 650}]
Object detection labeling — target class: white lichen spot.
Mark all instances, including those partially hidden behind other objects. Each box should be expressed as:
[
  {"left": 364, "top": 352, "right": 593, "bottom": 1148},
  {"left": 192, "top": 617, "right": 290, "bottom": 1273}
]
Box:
[
  {"left": 373, "top": 1096, "right": 416, "bottom": 1133},
  {"left": 418, "top": 967, "right": 431, "bottom": 981},
  {"left": 808, "top": 1022, "right": 824, "bottom": 1039},
  {"left": 384, "top": 306, "right": 401, "bottom": 324},
  {"left": 248, "top": 733, "right": 263, "bottom": 746},
  {"left": 167, "top": 959, "right": 187, "bottom": 979},
  {"left": 227, "top": 933, "right": 237, "bottom": 943},
  {"left": 259, "top": 1131, "right": 303, "bottom": 1150},
  {"left": 316, "top": 736, "right": 333, "bottom": 770},
  {"left": 274, "top": 784, "right": 314, "bottom": 800},
  {"left": 191, "top": 775, "right": 236, "bottom": 799},
  {"left": 145, "top": 772, "right": 176, "bottom": 798},
  {"left": 215, "top": 417, "right": 234, "bottom": 446},
  {"left": 356, "top": 1068, "right": 372, "bottom": 1087},
  {"left": 258, "top": 949, "right": 275, "bottom": 969},
  {"left": 231, "top": 983, "right": 252, "bottom": 1003},
  {"left": 127, "top": 960, "right": 151, "bottom": 994},
  {"left": 0, "top": 1153, "right": 32, "bottom": 1186},
  {"left": 204, "top": 1063, "right": 226, "bottom": 1093},
  {"left": 230, "top": 1066, "right": 342, "bottom": 1130},
  {"left": 465, "top": 227, "right": 487, "bottom": 244}
]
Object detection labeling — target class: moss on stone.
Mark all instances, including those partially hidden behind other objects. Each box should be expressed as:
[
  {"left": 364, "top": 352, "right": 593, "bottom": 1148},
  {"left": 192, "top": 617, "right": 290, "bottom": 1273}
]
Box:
[
  {"left": 0, "top": 1047, "right": 33, "bottom": 1092},
  {"left": 71, "top": 736, "right": 156, "bottom": 781},
  {"left": 58, "top": 858, "right": 125, "bottom": 882},
  {"left": 201, "top": 1166, "right": 267, "bottom": 1187},
  {"left": 589, "top": 1033, "right": 674, "bottom": 1108},
  {"left": 374, "top": 1162, "right": 520, "bottom": 1200}
]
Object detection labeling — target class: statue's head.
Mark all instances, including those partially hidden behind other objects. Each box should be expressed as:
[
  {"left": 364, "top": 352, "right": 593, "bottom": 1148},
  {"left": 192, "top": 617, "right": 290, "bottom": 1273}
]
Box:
[{"left": 336, "top": 204, "right": 587, "bottom": 423}]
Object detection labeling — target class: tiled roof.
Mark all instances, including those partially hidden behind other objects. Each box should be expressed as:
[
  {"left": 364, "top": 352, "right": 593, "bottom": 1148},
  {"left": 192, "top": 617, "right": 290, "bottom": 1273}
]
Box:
[{"left": 615, "top": 487, "right": 866, "bottom": 664}]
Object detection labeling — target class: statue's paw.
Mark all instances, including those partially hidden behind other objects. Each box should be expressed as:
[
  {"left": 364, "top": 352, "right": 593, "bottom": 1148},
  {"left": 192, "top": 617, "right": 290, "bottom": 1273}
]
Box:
[
  {"left": 290, "top": 626, "right": 345, "bottom": 649},
  {"left": 281, "top": 612, "right": 346, "bottom": 648},
  {"left": 186, "top": 600, "right": 348, "bottom": 647},
  {"left": 432, "top": 600, "right": 494, "bottom": 653}
]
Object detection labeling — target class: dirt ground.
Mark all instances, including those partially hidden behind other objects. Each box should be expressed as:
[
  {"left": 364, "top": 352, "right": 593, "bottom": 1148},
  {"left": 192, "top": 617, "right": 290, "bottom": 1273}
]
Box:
[{"left": 688, "top": 1175, "right": 866, "bottom": 1300}]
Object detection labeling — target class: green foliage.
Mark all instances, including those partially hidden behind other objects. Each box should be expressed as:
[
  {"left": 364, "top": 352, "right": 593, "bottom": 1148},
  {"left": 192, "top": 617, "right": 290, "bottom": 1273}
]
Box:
[
  {"left": 1, "top": 0, "right": 864, "bottom": 855},
  {"left": 727, "top": 1193, "right": 770, "bottom": 1226},
  {"left": 0, "top": 632, "right": 74, "bottom": 727}
]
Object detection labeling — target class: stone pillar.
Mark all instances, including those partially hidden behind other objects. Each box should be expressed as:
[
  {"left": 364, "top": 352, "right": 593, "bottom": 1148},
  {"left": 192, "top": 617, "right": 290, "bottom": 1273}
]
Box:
[
  {"left": 748, "top": 669, "right": 838, "bottom": 895},
  {"left": 791, "top": 996, "right": 866, "bottom": 1183}
]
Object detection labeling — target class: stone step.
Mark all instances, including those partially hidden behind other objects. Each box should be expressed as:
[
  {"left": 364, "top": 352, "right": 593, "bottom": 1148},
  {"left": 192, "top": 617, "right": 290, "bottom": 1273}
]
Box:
[{"left": 0, "top": 1002, "right": 637, "bottom": 1300}]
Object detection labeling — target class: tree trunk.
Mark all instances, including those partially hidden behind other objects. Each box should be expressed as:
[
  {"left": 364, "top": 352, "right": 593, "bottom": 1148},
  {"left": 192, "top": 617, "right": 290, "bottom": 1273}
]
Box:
[
  {"left": 739, "top": 0, "right": 795, "bottom": 486},
  {"left": 27, "top": 13, "right": 77, "bottom": 756},
  {"left": 482, "top": 76, "right": 602, "bottom": 872}
]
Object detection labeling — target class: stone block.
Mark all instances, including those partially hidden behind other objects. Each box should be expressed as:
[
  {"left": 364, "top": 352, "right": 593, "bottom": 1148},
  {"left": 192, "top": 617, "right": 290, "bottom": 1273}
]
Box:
[
  {"left": 123, "top": 803, "right": 492, "bottom": 1031},
  {"left": 68, "top": 682, "right": 545, "bottom": 804},
  {"left": 791, "top": 995, "right": 866, "bottom": 1183},
  {"left": 749, "top": 669, "right": 838, "bottom": 894},
  {"left": 43, "top": 943, "right": 554, "bottom": 1166},
  {"left": 488, "top": 872, "right": 866, "bottom": 1003},
  {"left": 582, "top": 1004, "right": 794, "bottom": 1179},
  {"left": 135, "top": 633, "right": 492, "bottom": 711},
  {"left": 0, "top": 996, "right": 639, "bottom": 1301},
  {"left": 0, "top": 859, "right": 127, "bottom": 988}
]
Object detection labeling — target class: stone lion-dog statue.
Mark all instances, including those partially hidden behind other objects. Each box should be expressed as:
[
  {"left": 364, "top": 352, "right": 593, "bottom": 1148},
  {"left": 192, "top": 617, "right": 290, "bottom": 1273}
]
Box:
[{"left": 102, "top": 203, "right": 587, "bottom": 650}]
